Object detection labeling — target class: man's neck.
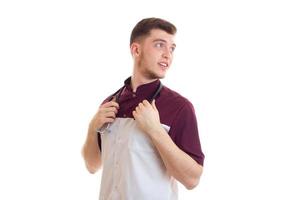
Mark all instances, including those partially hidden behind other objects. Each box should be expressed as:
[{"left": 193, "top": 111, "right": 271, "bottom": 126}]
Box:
[{"left": 130, "top": 74, "right": 157, "bottom": 92}]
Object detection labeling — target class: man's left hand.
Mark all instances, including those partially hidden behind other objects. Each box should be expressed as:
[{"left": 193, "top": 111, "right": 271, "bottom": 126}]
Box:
[{"left": 132, "top": 100, "right": 162, "bottom": 136}]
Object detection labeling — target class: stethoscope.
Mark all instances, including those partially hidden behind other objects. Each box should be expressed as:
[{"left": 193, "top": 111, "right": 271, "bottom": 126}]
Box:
[{"left": 97, "top": 82, "right": 163, "bottom": 134}]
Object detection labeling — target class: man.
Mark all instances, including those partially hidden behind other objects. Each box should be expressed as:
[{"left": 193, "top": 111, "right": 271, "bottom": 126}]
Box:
[{"left": 82, "top": 17, "right": 205, "bottom": 200}]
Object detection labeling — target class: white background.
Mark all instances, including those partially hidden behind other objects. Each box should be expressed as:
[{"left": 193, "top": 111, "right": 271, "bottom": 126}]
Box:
[{"left": 0, "top": 0, "right": 299, "bottom": 199}]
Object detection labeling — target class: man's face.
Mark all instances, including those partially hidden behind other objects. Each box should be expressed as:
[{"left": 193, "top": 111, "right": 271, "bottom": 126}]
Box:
[{"left": 135, "top": 29, "right": 176, "bottom": 79}]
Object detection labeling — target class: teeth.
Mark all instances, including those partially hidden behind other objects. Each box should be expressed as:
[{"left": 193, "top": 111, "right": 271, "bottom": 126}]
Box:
[{"left": 159, "top": 62, "right": 167, "bottom": 67}]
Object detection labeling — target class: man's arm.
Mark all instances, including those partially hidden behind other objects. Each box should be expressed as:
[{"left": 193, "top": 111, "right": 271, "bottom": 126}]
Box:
[
  {"left": 82, "top": 101, "right": 119, "bottom": 173},
  {"left": 149, "top": 127, "right": 203, "bottom": 189},
  {"left": 133, "top": 100, "right": 203, "bottom": 190},
  {"left": 81, "top": 123, "right": 102, "bottom": 174}
]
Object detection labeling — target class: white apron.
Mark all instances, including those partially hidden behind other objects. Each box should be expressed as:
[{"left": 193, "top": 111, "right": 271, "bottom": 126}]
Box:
[{"left": 99, "top": 118, "right": 178, "bottom": 200}]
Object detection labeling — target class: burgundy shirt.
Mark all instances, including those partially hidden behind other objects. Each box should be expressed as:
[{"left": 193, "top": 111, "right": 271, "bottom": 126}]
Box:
[{"left": 98, "top": 77, "right": 205, "bottom": 165}]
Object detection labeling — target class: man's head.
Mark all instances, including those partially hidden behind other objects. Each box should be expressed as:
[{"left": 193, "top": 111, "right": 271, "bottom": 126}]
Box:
[
  {"left": 130, "top": 18, "right": 177, "bottom": 46},
  {"left": 130, "top": 18, "right": 177, "bottom": 80}
]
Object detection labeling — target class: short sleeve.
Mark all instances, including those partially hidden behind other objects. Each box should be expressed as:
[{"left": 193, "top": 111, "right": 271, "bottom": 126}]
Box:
[{"left": 169, "top": 102, "right": 205, "bottom": 166}]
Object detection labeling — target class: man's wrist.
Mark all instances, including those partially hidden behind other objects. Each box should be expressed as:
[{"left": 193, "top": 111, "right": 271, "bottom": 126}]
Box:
[
  {"left": 88, "top": 121, "right": 98, "bottom": 135},
  {"left": 147, "top": 124, "right": 166, "bottom": 140}
]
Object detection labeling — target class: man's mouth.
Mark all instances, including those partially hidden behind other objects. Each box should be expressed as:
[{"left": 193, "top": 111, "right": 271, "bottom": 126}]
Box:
[{"left": 158, "top": 62, "right": 169, "bottom": 68}]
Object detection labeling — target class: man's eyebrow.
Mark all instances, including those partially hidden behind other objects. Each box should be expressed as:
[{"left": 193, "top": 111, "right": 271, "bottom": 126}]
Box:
[{"left": 152, "top": 39, "right": 176, "bottom": 47}]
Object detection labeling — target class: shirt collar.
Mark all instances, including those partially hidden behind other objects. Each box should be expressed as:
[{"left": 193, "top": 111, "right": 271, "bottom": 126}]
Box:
[{"left": 124, "top": 77, "right": 161, "bottom": 96}]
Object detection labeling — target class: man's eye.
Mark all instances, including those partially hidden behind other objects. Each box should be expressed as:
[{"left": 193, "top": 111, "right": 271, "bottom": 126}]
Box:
[
  {"left": 155, "top": 43, "right": 163, "bottom": 48},
  {"left": 170, "top": 47, "right": 176, "bottom": 52}
]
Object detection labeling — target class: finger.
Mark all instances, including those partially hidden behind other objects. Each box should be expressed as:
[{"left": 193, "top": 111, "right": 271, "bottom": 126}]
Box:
[
  {"left": 135, "top": 105, "right": 141, "bottom": 113},
  {"left": 96, "top": 107, "right": 117, "bottom": 121},
  {"left": 99, "top": 101, "right": 111, "bottom": 108},
  {"left": 105, "top": 111, "right": 116, "bottom": 119},
  {"left": 105, "top": 107, "right": 118, "bottom": 114},
  {"left": 103, "top": 117, "right": 115, "bottom": 124},
  {"left": 99, "top": 105, "right": 119, "bottom": 116},
  {"left": 94, "top": 116, "right": 114, "bottom": 129},
  {"left": 101, "top": 101, "right": 119, "bottom": 109},
  {"left": 142, "top": 99, "right": 150, "bottom": 106},
  {"left": 108, "top": 101, "right": 120, "bottom": 109},
  {"left": 132, "top": 110, "right": 137, "bottom": 119},
  {"left": 138, "top": 102, "right": 144, "bottom": 109}
]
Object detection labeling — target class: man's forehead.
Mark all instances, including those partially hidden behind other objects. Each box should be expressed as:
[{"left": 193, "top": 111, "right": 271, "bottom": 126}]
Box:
[{"left": 148, "top": 29, "right": 176, "bottom": 44}]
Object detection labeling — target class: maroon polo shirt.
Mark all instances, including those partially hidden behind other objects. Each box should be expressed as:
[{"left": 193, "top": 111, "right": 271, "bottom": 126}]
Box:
[{"left": 98, "top": 77, "right": 205, "bottom": 166}]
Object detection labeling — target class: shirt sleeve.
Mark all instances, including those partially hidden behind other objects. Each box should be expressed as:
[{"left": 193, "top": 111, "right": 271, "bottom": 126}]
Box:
[{"left": 169, "top": 102, "right": 205, "bottom": 166}]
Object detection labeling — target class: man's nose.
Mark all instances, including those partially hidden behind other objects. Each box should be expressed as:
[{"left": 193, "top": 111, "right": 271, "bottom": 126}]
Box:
[{"left": 162, "top": 49, "right": 172, "bottom": 59}]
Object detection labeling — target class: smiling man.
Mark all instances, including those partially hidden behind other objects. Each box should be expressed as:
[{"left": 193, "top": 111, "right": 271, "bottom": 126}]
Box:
[{"left": 82, "top": 17, "right": 205, "bottom": 200}]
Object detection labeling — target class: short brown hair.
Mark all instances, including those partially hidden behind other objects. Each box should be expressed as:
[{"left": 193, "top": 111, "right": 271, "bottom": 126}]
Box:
[{"left": 130, "top": 17, "right": 177, "bottom": 45}]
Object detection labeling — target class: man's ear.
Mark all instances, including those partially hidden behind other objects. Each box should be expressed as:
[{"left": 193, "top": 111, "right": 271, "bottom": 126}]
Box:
[{"left": 130, "top": 43, "right": 140, "bottom": 57}]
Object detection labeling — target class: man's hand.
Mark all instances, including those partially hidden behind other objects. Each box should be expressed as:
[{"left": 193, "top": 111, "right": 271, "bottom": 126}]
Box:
[
  {"left": 132, "top": 100, "right": 162, "bottom": 136},
  {"left": 90, "top": 100, "right": 119, "bottom": 132}
]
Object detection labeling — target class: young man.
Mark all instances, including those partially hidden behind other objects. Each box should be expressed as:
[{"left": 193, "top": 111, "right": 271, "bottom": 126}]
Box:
[{"left": 82, "top": 17, "right": 205, "bottom": 200}]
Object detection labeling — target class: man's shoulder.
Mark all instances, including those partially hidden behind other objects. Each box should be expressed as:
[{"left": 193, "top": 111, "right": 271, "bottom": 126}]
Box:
[
  {"left": 158, "top": 85, "right": 196, "bottom": 120},
  {"left": 158, "top": 85, "right": 197, "bottom": 129},
  {"left": 160, "top": 85, "right": 193, "bottom": 108}
]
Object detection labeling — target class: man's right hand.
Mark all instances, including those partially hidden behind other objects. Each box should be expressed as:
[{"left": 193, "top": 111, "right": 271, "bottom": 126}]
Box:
[{"left": 89, "top": 101, "right": 120, "bottom": 132}]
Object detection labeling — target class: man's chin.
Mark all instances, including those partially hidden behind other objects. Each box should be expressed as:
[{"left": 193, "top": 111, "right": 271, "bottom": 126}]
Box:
[
  {"left": 153, "top": 74, "right": 166, "bottom": 80},
  {"left": 158, "top": 74, "right": 166, "bottom": 79},
  {"left": 143, "top": 69, "right": 167, "bottom": 80}
]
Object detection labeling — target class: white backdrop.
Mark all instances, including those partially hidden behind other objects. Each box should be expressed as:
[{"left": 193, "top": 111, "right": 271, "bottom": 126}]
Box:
[{"left": 0, "top": 0, "right": 299, "bottom": 199}]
